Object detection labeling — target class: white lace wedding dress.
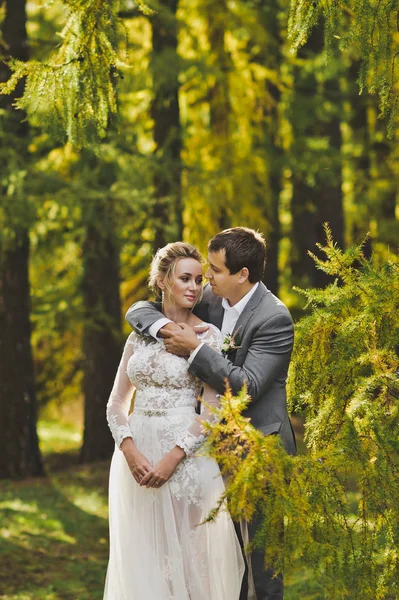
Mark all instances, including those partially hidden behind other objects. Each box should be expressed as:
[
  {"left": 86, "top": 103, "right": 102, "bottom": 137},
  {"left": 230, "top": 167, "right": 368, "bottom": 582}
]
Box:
[{"left": 104, "top": 325, "right": 244, "bottom": 600}]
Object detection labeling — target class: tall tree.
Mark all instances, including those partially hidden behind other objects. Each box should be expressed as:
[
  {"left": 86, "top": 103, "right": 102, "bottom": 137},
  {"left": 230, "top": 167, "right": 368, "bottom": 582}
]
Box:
[
  {"left": 207, "top": 233, "right": 399, "bottom": 598},
  {"left": 341, "top": 60, "right": 372, "bottom": 254},
  {"left": 368, "top": 108, "right": 398, "bottom": 246},
  {"left": 150, "top": 0, "right": 183, "bottom": 251},
  {"left": 341, "top": 60, "right": 397, "bottom": 254},
  {"left": 250, "top": 0, "right": 287, "bottom": 294},
  {"left": 79, "top": 154, "right": 123, "bottom": 463},
  {"left": 288, "top": 24, "right": 345, "bottom": 289},
  {"left": 0, "top": 0, "right": 43, "bottom": 479},
  {"left": 288, "top": 0, "right": 399, "bottom": 135},
  {"left": 205, "top": 0, "right": 232, "bottom": 230}
]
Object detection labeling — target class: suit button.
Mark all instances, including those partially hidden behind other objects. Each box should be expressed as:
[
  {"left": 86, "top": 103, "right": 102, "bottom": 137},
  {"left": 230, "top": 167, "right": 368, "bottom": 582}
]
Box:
[{"left": 137, "top": 322, "right": 142, "bottom": 329}]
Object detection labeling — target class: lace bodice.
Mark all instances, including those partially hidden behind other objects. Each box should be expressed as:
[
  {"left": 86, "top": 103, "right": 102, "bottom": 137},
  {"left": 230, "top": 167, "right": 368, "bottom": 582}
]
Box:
[{"left": 106, "top": 325, "right": 223, "bottom": 456}]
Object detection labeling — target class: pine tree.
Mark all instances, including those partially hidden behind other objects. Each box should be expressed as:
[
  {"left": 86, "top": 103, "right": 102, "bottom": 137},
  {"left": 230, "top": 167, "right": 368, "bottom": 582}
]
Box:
[
  {"left": 0, "top": 0, "right": 44, "bottom": 479},
  {"left": 248, "top": 0, "right": 287, "bottom": 295},
  {"left": 79, "top": 152, "right": 123, "bottom": 463},
  {"left": 288, "top": 22, "right": 345, "bottom": 290},
  {"left": 1, "top": 0, "right": 397, "bottom": 142},
  {"left": 288, "top": 0, "right": 399, "bottom": 135},
  {"left": 150, "top": 0, "right": 183, "bottom": 250},
  {"left": 0, "top": 0, "right": 126, "bottom": 146},
  {"left": 204, "top": 0, "right": 233, "bottom": 230},
  {"left": 206, "top": 227, "right": 399, "bottom": 598}
]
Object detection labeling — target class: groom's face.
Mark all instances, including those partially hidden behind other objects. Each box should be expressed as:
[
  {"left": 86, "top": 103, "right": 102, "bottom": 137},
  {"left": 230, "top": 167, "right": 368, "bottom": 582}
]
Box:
[{"left": 205, "top": 249, "right": 240, "bottom": 300}]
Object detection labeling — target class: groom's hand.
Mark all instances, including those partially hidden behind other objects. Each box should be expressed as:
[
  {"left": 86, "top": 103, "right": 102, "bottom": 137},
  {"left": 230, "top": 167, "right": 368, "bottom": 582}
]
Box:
[
  {"left": 158, "top": 322, "right": 208, "bottom": 339},
  {"left": 163, "top": 323, "right": 201, "bottom": 357},
  {"left": 157, "top": 322, "right": 182, "bottom": 338}
]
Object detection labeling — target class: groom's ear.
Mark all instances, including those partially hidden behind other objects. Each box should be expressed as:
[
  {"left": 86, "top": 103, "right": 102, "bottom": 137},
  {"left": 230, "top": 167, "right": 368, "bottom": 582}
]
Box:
[{"left": 238, "top": 267, "right": 249, "bottom": 283}]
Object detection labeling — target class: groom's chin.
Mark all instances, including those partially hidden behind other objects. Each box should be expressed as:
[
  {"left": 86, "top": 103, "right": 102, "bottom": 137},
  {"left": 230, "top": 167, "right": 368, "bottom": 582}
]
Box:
[{"left": 210, "top": 287, "right": 222, "bottom": 297}]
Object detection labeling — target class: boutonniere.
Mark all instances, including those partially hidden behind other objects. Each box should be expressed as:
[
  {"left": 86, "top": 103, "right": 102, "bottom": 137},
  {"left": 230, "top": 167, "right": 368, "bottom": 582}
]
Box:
[{"left": 221, "top": 330, "right": 242, "bottom": 357}]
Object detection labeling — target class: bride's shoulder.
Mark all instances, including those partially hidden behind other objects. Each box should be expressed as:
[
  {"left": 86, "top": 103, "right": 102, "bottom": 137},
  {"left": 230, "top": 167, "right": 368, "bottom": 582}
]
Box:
[
  {"left": 196, "top": 323, "right": 223, "bottom": 349},
  {"left": 203, "top": 323, "right": 222, "bottom": 335},
  {"left": 125, "top": 330, "right": 148, "bottom": 347}
]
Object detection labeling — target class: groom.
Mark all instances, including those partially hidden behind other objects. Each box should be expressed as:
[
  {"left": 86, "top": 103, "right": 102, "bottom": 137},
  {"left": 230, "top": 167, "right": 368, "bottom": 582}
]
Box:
[{"left": 126, "top": 227, "right": 296, "bottom": 599}]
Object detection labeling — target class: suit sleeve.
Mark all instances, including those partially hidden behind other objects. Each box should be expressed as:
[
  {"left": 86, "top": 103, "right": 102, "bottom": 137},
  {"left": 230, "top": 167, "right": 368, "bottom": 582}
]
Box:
[
  {"left": 126, "top": 294, "right": 210, "bottom": 335},
  {"left": 125, "top": 301, "right": 164, "bottom": 336},
  {"left": 188, "top": 312, "right": 294, "bottom": 402}
]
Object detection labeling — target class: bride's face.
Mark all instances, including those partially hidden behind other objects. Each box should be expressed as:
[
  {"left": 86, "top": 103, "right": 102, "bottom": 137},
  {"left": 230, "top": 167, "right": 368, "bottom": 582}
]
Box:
[{"left": 163, "top": 258, "right": 203, "bottom": 308}]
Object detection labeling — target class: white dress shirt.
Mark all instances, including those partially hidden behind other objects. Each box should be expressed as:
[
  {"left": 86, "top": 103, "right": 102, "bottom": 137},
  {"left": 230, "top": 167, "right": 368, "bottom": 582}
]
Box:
[
  {"left": 188, "top": 282, "right": 259, "bottom": 363},
  {"left": 220, "top": 282, "right": 259, "bottom": 336},
  {"left": 148, "top": 317, "right": 171, "bottom": 339}
]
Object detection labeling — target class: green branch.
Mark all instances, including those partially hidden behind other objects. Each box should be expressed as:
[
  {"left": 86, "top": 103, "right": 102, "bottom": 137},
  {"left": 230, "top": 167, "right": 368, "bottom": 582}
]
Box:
[
  {"left": 288, "top": 0, "right": 399, "bottom": 136},
  {"left": 0, "top": 0, "right": 141, "bottom": 146},
  {"left": 206, "top": 236, "right": 399, "bottom": 596}
]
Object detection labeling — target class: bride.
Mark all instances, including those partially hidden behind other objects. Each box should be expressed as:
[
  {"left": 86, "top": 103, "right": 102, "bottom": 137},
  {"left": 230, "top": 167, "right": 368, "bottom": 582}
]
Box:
[{"left": 104, "top": 242, "right": 244, "bottom": 600}]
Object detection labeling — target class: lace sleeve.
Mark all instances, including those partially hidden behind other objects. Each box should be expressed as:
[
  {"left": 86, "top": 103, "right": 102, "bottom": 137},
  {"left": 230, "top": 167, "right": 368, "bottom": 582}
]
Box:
[
  {"left": 199, "top": 323, "right": 223, "bottom": 353},
  {"left": 106, "top": 332, "right": 136, "bottom": 449},
  {"left": 176, "top": 325, "right": 223, "bottom": 456}
]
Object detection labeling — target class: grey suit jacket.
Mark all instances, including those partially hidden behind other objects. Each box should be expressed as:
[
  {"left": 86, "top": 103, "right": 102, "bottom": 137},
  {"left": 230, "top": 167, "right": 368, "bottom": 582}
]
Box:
[{"left": 126, "top": 283, "right": 296, "bottom": 455}]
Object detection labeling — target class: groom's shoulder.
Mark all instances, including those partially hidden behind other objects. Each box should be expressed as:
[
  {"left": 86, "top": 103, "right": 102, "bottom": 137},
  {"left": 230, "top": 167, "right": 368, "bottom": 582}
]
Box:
[{"left": 258, "top": 284, "right": 293, "bottom": 322}]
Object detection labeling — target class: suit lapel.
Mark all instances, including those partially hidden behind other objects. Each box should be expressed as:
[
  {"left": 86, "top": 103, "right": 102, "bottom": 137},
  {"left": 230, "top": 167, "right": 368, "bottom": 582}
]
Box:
[
  {"left": 210, "top": 298, "right": 224, "bottom": 330},
  {"left": 207, "top": 282, "right": 268, "bottom": 340},
  {"left": 232, "top": 282, "right": 267, "bottom": 343}
]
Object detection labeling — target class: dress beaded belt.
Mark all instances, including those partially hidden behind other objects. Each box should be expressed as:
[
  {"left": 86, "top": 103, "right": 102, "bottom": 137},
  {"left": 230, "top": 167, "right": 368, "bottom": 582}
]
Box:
[{"left": 133, "top": 406, "right": 196, "bottom": 417}]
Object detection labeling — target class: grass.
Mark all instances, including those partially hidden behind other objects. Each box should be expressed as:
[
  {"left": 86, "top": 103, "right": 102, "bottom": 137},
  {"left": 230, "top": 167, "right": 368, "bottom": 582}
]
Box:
[
  {"left": 0, "top": 420, "right": 323, "bottom": 599},
  {"left": 0, "top": 421, "right": 109, "bottom": 600}
]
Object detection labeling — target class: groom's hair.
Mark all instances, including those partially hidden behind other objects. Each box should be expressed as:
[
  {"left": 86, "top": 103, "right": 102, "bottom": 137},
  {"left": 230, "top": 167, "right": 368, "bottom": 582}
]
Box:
[{"left": 208, "top": 227, "right": 266, "bottom": 283}]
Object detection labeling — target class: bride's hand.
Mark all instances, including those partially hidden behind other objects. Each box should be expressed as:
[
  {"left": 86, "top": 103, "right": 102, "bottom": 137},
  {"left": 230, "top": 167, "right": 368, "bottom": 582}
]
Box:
[
  {"left": 140, "top": 446, "right": 186, "bottom": 488},
  {"left": 121, "top": 438, "right": 152, "bottom": 484}
]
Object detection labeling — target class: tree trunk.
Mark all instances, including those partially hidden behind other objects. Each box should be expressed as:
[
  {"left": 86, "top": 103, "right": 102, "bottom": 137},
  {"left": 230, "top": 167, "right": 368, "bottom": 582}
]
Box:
[
  {"left": 290, "top": 24, "right": 345, "bottom": 289},
  {"left": 206, "top": 0, "right": 232, "bottom": 230},
  {"left": 150, "top": 0, "right": 182, "bottom": 251},
  {"left": 0, "top": 0, "right": 44, "bottom": 479},
  {"left": 0, "top": 235, "right": 43, "bottom": 479},
  {"left": 264, "top": 168, "right": 281, "bottom": 295},
  {"left": 80, "top": 198, "right": 122, "bottom": 463},
  {"left": 346, "top": 59, "right": 371, "bottom": 251},
  {"left": 369, "top": 113, "right": 398, "bottom": 247},
  {"left": 251, "top": 0, "right": 284, "bottom": 295}
]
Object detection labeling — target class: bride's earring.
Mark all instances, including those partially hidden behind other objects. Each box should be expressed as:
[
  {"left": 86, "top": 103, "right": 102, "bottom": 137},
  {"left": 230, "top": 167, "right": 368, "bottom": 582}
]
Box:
[{"left": 161, "top": 290, "right": 165, "bottom": 307}]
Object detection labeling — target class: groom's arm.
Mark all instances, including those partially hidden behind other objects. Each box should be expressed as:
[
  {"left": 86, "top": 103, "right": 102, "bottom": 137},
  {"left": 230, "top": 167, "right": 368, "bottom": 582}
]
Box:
[
  {"left": 126, "top": 289, "right": 211, "bottom": 337},
  {"left": 189, "top": 312, "right": 294, "bottom": 402},
  {"left": 126, "top": 301, "right": 175, "bottom": 337}
]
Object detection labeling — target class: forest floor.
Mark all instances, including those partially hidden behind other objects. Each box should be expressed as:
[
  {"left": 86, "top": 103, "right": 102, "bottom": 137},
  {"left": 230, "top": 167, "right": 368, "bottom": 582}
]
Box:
[{"left": 0, "top": 420, "right": 323, "bottom": 600}]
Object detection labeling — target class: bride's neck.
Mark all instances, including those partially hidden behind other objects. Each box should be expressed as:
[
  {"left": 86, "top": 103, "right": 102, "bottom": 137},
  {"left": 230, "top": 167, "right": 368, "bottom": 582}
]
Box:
[{"left": 163, "top": 301, "right": 191, "bottom": 324}]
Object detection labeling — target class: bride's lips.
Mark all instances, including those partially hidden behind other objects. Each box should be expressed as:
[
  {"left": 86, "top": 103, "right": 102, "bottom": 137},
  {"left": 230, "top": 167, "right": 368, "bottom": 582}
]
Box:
[{"left": 185, "top": 295, "right": 196, "bottom": 301}]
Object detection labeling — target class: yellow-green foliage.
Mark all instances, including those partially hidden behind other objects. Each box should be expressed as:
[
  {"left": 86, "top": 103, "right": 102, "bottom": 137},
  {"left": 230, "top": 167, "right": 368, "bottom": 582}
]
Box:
[
  {"left": 1, "top": 0, "right": 122, "bottom": 146},
  {"left": 206, "top": 229, "right": 399, "bottom": 599},
  {"left": 288, "top": 0, "right": 399, "bottom": 135}
]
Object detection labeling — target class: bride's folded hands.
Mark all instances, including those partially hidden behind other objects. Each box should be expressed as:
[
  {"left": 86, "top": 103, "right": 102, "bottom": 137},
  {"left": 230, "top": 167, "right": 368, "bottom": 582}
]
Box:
[
  {"left": 140, "top": 446, "right": 186, "bottom": 488},
  {"left": 121, "top": 437, "right": 152, "bottom": 484}
]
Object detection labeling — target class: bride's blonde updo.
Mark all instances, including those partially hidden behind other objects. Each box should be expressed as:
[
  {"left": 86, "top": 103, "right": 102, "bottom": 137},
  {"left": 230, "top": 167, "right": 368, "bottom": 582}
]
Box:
[{"left": 149, "top": 242, "right": 203, "bottom": 302}]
